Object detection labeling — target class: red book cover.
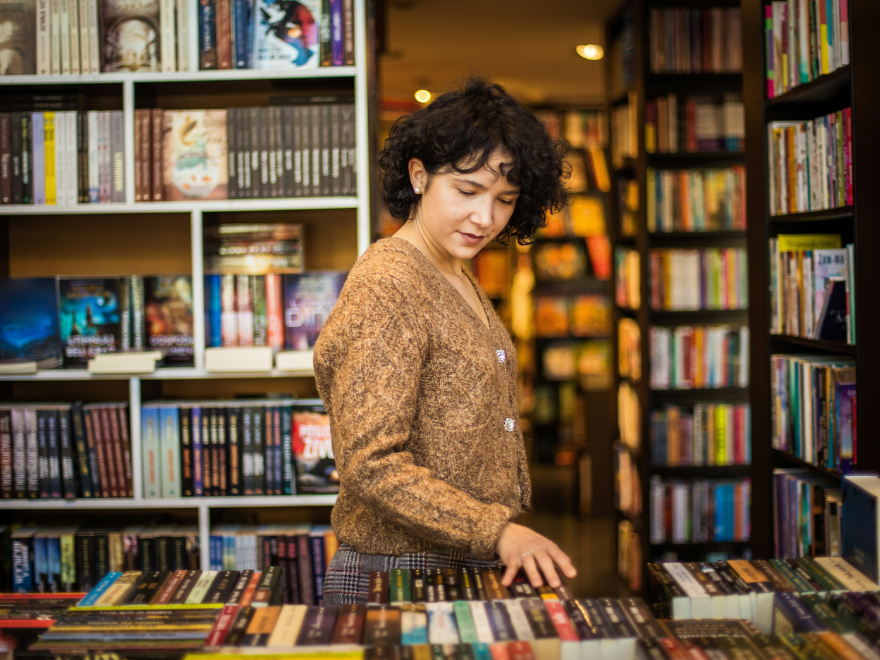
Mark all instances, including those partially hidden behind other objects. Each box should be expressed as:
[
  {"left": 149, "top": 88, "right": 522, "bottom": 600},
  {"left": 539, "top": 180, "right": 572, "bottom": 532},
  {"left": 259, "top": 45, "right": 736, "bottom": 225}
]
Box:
[
  {"left": 489, "top": 645, "right": 511, "bottom": 660},
  {"left": 215, "top": 0, "right": 232, "bottom": 69},
  {"left": 151, "top": 109, "right": 163, "bottom": 201},
  {"left": 543, "top": 600, "right": 578, "bottom": 640},
  {"left": 101, "top": 406, "right": 126, "bottom": 499},
  {"left": 205, "top": 604, "right": 239, "bottom": 647},
  {"left": 507, "top": 642, "right": 535, "bottom": 660},
  {"left": 331, "top": 604, "right": 366, "bottom": 644},
  {"left": 84, "top": 407, "right": 110, "bottom": 498},
  {"left": 265, "top": 274, "right": 284, "bottom": 349},
  {"left": 151, "top": 569, "right": 187, "bottom": 605},
  {"left": 239, "top": 571, "right": 261, "bottom": 607}
]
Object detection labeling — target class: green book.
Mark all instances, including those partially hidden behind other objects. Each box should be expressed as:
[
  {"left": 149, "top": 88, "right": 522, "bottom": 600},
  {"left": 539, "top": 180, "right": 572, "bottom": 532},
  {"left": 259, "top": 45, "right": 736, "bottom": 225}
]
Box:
[
  {"left": 794, "top": 558, "right": 847, "bottom": 593},
  {"left": 769, "top": 559, "right": 815, "bottom": 594},
  {"left": 453, "top": 600, "right": 479, "bottom": 644},
  {"left": 390, "top": 568, "right": 411, "bottom": 605}
]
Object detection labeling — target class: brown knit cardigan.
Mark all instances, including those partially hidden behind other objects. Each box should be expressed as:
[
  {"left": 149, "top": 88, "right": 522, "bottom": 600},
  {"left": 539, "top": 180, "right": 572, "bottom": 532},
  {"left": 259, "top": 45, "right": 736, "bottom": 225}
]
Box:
[{"left": 313, "top": 237, "right": 531, "bottom": 560}]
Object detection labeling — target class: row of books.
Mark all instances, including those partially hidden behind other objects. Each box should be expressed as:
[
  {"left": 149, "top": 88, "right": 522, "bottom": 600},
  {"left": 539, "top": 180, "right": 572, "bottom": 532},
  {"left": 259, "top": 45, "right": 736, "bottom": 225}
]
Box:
[
  {"left": 646, "top": 167, "right": 747, "bottom": 233},
  {"left": 534, "top": 294, "right": 611, "bottom": 338},
  {"left": 538, "top": 340, "right": 611, "bottom": 389},
  {"left": 765, "top": 0, "right": 850, "bottom": 98},
  {"left": 646, "top": 557, "right": 877, "bottom": 625},
  {"left": 0, "top": 110, "right": 124, "bottom": 206},
  {"left": 770, "top": 353, "right": 855, "bottom": 474},
  {"left": 535, "top": 109, "right": 608, "bottom": 151},
  {"left": 141, "top": 399, "right": 336, "bottom": 498},
  {"left": 138, "top": 99, "right": 356, "bottom": 202},
  {"left": 768, "top": 109, "right": 854, "bottom": 215},
  {"left": 208, "top": 524, "right": 337, "bottom": 607},
  {"left": 205, "top": 271, "right": 345, "bottom": 351},
  {"left": 649, "top": 477, "right": 751, "bottom": 545},
  {"left": 538, "top": 196, "right": 609, "bottom": 240},
  {"left": 0, "top": 275, "right": 193, "bottom": 370},
  {"left": 650, "top": 403, "right": 751, "bottom": 467},
  {"left": 645, "top": 94, "right": 744, "bottom": 154},
  {"left": 614, "top": 442, "right": 641, "bottom": 518},
  {"left": 617, "top": 521, "right": 641, "bottom": 593},
  {"left": 769, "top": 235, "right": 855, "bottom": 343},
  {"left": 649, "top": 248, "right": 748, "bottom": 311},
  {"left": 648, "top": 8, "right": 743, "bottom": 73},
  {"left": 6, "top": 522, "right": 199, "bottom": 593},
  {"left": 649, "top": 325, "right": 750, "bottom": 390},
  {"left": 204, "top": 222, "right": 303, "bottom": 274},
  {"left": 0, "top": 402, "right": 130, "bottom": 501},
  {"left": 618, "top": 381, "right": 640, "bottom": 452},
  {"left": 615, "top": 247, "right": 640, "bottom": 310},
  {"left": 617, "top": 318, "right": 641, "bottom": 382},
  {"left": 773, "top": 469, "right": 841, "bottom": 560},
  {"left": 617, "top": 179, "right": 639, "bottom": 238},
  {"left": 0, "top": 0, "right": 355, "bottom": 76},
  {"left": 611, "top": 98, "right": 637, "bottom": 167}
]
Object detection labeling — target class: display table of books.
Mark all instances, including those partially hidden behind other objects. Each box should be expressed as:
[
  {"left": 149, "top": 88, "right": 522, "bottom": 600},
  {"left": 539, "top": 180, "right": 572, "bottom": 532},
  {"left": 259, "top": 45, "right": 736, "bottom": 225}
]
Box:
[{"left": 4, "top": 558, "right": 880, "bottom": 659}]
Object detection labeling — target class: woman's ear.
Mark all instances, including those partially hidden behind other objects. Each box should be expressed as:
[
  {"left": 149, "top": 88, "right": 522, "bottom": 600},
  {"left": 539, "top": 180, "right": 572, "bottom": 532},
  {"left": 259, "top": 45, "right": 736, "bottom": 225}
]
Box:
[{"left": 408, "top": 158, "right": 427, "bottom": 195}]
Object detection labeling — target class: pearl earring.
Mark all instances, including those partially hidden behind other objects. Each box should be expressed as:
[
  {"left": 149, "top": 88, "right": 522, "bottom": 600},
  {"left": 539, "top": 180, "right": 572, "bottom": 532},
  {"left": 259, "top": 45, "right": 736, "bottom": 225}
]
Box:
[{"left": 414, "top": 187, "right": 421, "bottom": 194}]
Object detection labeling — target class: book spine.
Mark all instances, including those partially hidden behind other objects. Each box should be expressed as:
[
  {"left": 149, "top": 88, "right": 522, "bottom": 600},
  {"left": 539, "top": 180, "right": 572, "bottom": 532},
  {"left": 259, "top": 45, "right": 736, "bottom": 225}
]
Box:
[
  {"left": 116, "top": 405, "right": 133, "bottom": 497},
  {"left": 175, "top": 0, "right": 191, "bottom": 71},
  {"left": 199, "top": 0, "right": 218, "bottom": 70},
  {"left": 319, "top": 0, "right": 331, "bottom": 66},
  {"left": 202, "top": 409, "right": 213, "bottom": 496},
  {"left": 36, "top": 0, "right": 50, "bottom": 75},
  {"left": 151, "top": 109, "right": 163, "bottom": 201},
  {"left": 251, "top": 405, "right": 264, "bottom": 495},
  {"left": 141, "top": 407, "right": 161, "bottom": 499},
  {"left": 281, "top": 405, "right": 293, "bottom": 495},
  {"left": 0, "top": 114, "right": 11, "bottom": 206},
  {"left": 87, "top": 0, "right": 99, "bottom": 73},
  {"left": 76, "top": 111, "right": 86, "bottom": 203},
  {"left": 259, "top": 108, "right": 269, "bottom": 199},
  {"left": 46, "top": 410, "right": 62, "bottom": 498},
  {"left": 216, "top": 0, "right": 232, "bottom": 68},
  {"left": 217, "top": 408, "right": 227, "bottom": 496},
  {"left": 134, "top": 110, "right": 146, "bottom": 202},
  {"left": 9, "top": 112, "right": 22, "bottom": 205},
  {"left": 161, "top": 0, "right": 176, "bottom": 71},
  {"left": 310, "top": 105, "right": 321, "bottom": 196},
  {"left": 232, "top": 0, "right": 251, "bottom": 68},
  {"left": 36, "top": 411, "right": 51, "bottom": 501},
  {"left": 69, "top": 0, "right": 81, "bottom": 73},
  {"left": 330, "top": 104, "right": 341, "bottom": 195},
  {"left": 297, "top": 534, "right": 315, "bottom": 606},
  {"left": 226, "top": 408, "right": 241, "bottom": 496},
  {"left": 20, "top": 113, "right": 31, "bottom": 204},
  {"left": 330, "top": 0, "right": 343, "bottom": 66},
  {"left": 221, "top": 274, "right": 238, "bottom": 346},
  {"left": 160, "top": 407, "right": 182, "bottom": 498},
  {"left": 342, "top": 0, "right": 354, "bottom": 65},
  {"left": 99, "top": 111, "right": 110, "bottom": 202},
  {"left": 110, "top": 111, "right": 124, "bottom": 203},
  {"left": 50, "top": 0, "right": 60, "bottom": 74},
  {"left": 59, "top": 0, "right": 71, "bottom": 74},
  {"left": 87, "top": 111, "right": 98, "bottom": 202},
  {"left": 192, "top": 407, "right": 203, "bottom": 497},
  {"left": 0, "top": 411, "right": 11, "bottom": 499},
  {"left": 226, "top": 107, "right": 237, "bottom": 199},
  {"left": 43, "top": 112, "right": 55, "bottom": 205},
  {"left": 23, "top": 409, "right": 38, "bottom": 499},
  {"left": 91, "top": 407, "right": 117, "bottom": 498}
]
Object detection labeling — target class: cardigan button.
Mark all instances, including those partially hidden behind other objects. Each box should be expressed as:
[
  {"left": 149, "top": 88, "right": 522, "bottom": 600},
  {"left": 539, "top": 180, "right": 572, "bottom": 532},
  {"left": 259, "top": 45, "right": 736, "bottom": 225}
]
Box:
[
  {"left": 504, "top": 418, "right": 516, "bottom": 432},
  {"left": 496, "top": 349, "right": 507, "bottom": 364}
]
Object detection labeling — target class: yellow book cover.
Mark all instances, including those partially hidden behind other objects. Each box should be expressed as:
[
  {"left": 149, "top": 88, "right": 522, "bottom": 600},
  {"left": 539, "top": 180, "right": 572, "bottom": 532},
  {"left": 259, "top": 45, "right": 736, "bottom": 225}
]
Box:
[
  {"left": 587, "top": 147, "right": 610, "bottom": 193},
  {"left": 44, "top": 111, "right": 55, "bottom": 205},
  {"left": 777, "top": 234, "right": 841, "bottom": 252},
  {"left": 820, "top": 25, "right": 829, "bottom": 75},
  {"left": 706, "top": 404, "right": 716, "bottom": 466},
  {"left": 715, "top": 406, "right": 727, "bottom": 466}
]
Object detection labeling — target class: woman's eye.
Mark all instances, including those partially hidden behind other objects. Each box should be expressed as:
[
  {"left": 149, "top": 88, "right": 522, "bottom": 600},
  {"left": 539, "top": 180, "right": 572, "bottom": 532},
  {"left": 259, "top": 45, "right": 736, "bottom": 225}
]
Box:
[
  {"left": 458, "top": 190, "right": 475, "bottom": 196},
  {"left": 499, "top": 199, "right": 514, "bottom": 206}
]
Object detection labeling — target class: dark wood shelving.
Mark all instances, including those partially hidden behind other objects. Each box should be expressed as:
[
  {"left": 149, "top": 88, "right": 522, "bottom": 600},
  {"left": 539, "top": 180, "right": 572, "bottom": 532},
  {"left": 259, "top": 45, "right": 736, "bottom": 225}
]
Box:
[
  {"left": 771, "top": 449, "right": 842, "bottom": 481},
  {"left": 651, "top": 541, "right": 751, "bottom": 551},
  {"left": 650, "top": 388, "right": 750, "bottom": 403},
  {"left": 768, "top": 206, "right": 854, "bottom": 223},
  {"left": 651, "top": 465, "right": 751, "bottom": 478},
  {"left": 650, "top": 309, "right": 749, "bottom": 324},
  {"left": 648, "top": 231, "right": 747, "bottom": 247},
  {"left": 647, "top": 151, "right": 745, "bottom": 166},
  {"left": 766, "top": 66, "right": 850, "bottom": 107},
  {"left": 769, "top": 334, "right": 857, "bottom": 355}
]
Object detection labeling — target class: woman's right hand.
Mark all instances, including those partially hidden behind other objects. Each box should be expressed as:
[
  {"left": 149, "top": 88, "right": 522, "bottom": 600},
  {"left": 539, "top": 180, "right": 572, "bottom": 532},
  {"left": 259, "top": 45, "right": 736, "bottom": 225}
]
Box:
[{"left": 495, "top": 522, "right": 577, "bottom": 588}]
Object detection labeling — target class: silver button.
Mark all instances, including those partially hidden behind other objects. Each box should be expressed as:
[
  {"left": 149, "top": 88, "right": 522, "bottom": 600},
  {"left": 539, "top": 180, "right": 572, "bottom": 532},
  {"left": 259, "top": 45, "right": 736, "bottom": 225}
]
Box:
[
  {"left": 504, "top": 418, "right": 516, "bottom": 432},
  {"left": 496, "top": 349, "right": 507, "bottom": 364}
]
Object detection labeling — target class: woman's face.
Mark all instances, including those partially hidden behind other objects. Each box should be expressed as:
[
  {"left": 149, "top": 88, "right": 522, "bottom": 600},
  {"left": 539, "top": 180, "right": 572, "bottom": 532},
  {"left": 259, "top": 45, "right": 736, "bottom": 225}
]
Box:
[{"left": 410, "top": 149, "right": 520, "bottom": 262}]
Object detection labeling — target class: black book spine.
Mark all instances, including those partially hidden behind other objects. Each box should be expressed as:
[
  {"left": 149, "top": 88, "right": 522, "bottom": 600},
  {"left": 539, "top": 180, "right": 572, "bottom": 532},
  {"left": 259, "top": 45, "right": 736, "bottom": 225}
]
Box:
[
  {"left": 281, "top": 406, "right": 294, "bottom": 495},
  {"left": 77, "top": 111, "right": 87, "bottom": 203},
  {"left": 10, "top": 111, "right": 22, "bottom": 204},
  {"left": 267, "top": 105, "right": 279, "bottom": 198},
  {"left": 172, "top": 534, "right": 188, "bottom": 570},
  {"left": 227, "top": 107, "right": 237, "bottom": 199},
  {"left": 346, "top": 103, "right": 356, "bottom": 195},
  {"left": 81, "top": 406, "right": 102, "bottom": 498},
  {"left": 36, "top": 409, "right": 50, "bottom": 499},
  {"left": 201, "top": 411, "right": 213, "bottom": 497},
  {"left": 252, "top": 406, "right": 265, "bottom": 496},
  {"left": 249, "top": 107, "right": 260, "bottom": 199},
  {"left": 129, "top": 571, "right": 169, "bottom": 604},
  {"left": 272, "top": 407, "right": 282, "bottom": 496},
  {"left": 273, "top": 106, "right": 284, "bottom": 198},
  {"left": 46, "top": 409, "right": 62, "bottom": 498},
  {"left": 156, "top": 535, "right": 172, "bottom": 571},
  {"left": 310, "top": 105, "right": 321, "bottom": 196},
  {"left": 242, "top": 407, "right": 254, "bottom": 496},
  {"left": 76, "top": 532, "right": 95, "bottom": 591},
  {"left": 320, "top": 104, "right": 331, "bottom": 196},
  {"left": 259, "top": 107, "right": 269, "bottom": 199},
  {"left": 20, "top": 112, "right": 31, "bottom": 204},
  {"left": 330, "top": 104, "right": 341, "bottom": 196},
  {"left": 210, "top": 407, "right": 220, "bottom": 497},
  {"left": 225, "top": 606, "right": 254, "bottom": 646},
  {"left": 282, "top": 106, "right": 294, "bottom": 197},
  {"left": 169, "top": 570, "right": 202, "bottom": 604},
  {"left": 180, "top": 407, "right": 193, "bottom": 497},
  {"left": 0, "top": 410, "right": 11, "bottom": 499},
  {"left": 217, "top": 407, "right": 227, "bottom": 496},
  {"left": 263, "top": 405, "right": 275, "bottom": 496},
  {"left": 58, "top": 407, "right": 77, "bottom": 499},
  {"left": 238, "top": 106, "right": 249, "bottom": 197},
  {"left": 293, "top": 105, "right": 303, "bottom": 197},
  {"left": 285, "top": 536, "right": 300, "bottom": 604},
  {"left": 206, "top": 570, "right": 240, "bottom": 604},
  {"left": 70, "top": 402, "right": 94, "bottom": 498},
  {"left": 0, "top": 112, "right": 10, "bottom": 204},
  {"left": 94, "top": 533, "right": 110, "bottom": 580},
  {"left": 227, "top": 569, "right": 253, "bottom": 604},
  {"left": 139, "top": 535, "right": 156, "bottom": 572},
  {"left": 227, "top": 407, "right": 242, "bottom": 496}
]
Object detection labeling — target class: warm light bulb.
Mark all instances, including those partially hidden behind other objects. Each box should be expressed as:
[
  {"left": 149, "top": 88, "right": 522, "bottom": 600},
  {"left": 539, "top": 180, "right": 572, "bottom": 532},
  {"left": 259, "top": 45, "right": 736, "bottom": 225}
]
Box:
[
  {"left": 414, "top": 89, "right": 432, "bottom": 103},
  {"left": 576, "top": 44, "right": 604, "bottom": 60}
]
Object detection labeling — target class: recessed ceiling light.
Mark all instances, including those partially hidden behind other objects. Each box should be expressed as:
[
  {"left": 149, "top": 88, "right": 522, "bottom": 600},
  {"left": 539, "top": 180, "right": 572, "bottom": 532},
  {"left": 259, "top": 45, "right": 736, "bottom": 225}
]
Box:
[
  {"left": 414, "top": 89, "right": 432, "bottom": 103},
  {"left": 576, "top": 44, "right": 604, "bottom": 60}
]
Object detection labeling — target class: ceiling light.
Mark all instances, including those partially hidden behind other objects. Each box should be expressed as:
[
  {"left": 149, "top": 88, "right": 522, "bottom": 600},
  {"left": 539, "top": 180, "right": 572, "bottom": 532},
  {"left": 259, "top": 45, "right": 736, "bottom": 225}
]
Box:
[
  {"left": 414, "top": 89, "right": 432, "bottom": 103},
  {"left": 576, "top": 44, "right": 604, "bottom": 60}
]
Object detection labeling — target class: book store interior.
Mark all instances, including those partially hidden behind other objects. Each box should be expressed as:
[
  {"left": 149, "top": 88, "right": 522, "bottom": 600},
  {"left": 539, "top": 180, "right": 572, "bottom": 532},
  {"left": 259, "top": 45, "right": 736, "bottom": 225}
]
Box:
[{"left": 0, "top": 0, "right": 878, "bottom": 657}]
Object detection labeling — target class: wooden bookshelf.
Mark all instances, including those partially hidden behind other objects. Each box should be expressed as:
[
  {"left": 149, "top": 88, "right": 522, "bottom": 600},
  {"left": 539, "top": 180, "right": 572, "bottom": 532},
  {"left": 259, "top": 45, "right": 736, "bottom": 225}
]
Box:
[
  {"left": 606, "top": 0, "right": 749, "bottom": 592},
  {"left": 742, "top": 0, "right": 880, "bottom": 558},
  {"left": 0, "top": 4, "right": 374, "bottom": 572}
]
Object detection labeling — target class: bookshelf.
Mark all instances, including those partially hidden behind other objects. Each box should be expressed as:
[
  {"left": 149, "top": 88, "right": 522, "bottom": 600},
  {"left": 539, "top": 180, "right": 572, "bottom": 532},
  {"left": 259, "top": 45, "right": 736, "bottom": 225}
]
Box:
[
  {"left": 0, "top": 4, "right": 375, "bottom": 574},
  {"left": 606, "top": 0, "right": 749, "bottom": 592},
  {"left": 742, "top": 0, "right": 880, "bottom": 558}
]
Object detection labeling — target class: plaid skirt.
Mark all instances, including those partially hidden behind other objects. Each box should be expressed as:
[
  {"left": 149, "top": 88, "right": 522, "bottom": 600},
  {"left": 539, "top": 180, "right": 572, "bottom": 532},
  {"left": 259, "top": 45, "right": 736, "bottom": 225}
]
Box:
[{"left": 322, "top": 543, "right": 499, "bottom": 606}]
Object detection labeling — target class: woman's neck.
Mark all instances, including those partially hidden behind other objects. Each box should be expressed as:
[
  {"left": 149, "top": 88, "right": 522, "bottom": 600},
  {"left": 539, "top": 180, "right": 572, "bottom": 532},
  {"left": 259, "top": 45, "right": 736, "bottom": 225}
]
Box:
[{"left": 394, "top": 219, "right": 463, "bottom": 278}]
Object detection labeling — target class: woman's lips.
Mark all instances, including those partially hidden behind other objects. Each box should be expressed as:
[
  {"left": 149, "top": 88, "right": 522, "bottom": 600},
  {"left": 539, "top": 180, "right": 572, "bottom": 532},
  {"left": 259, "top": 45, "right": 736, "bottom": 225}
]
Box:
[{"left": 459, "top": 232, "right": 484, "bottom": 245}]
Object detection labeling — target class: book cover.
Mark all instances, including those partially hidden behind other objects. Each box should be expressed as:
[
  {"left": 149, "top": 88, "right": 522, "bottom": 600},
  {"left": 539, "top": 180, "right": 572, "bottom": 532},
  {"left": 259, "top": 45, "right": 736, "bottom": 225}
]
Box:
[
  {"left": 292, "top": 400, "right": 337, "bottom": 494},
  {"left": 842, "top": 475, "right": 880, "bottom": 582},
  {"left": 58, "top": 277, "right": 121, "bottom": 367},
  {"left": 0, "top": 277, "right": 61, "bottom": 367},
  {"left": 162, "top": 109, "right": 228, "bottom": 200},
  {"left": 281, "top": 271, "right": 346, "bottom": 350},
  {"left": 252, "top": 0, "right": 320, "bottom": 69},
  {"left": 0, "top": 0, "right": 36, "bottom": 75},
  {"left": 99, "top": 0, "right": 161, "bottom": 72},
  {"left": 144, "top": 275, "right": 194, "bottom": 366}
]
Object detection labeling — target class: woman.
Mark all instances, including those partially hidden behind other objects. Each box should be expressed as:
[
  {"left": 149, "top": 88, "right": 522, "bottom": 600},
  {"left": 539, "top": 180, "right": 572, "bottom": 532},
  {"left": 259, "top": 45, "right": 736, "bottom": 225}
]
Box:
[{"left": 314, "top": 78, "right": 577, "bottom": 606}]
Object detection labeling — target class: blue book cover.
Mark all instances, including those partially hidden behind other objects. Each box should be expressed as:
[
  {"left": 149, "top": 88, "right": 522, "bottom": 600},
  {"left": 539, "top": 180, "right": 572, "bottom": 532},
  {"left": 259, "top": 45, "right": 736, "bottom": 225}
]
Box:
[
  {"left": 79, "top": 572, "right": 123, "bottom": 606},
  {"left": 232, "top": 0, "right": 253, "bottom": 68},
  {"left": 58, "top": 277, "right": 121, "bottom": 368},
  {"left": 842, "top": 476, "right": 880, "bottom": 583},
  {"left": 0, "top": 277, "right": 61, "bottom": 366},
  {"left": 471, "top": 643, "right": 492, "bottom": 660},
  {"left": 140, "top": 406, "right": 161, "bottom": 499},
  {"left": 252, "top": 0, "right": 321, "bottom": 69},
  {"left": 714, "top": 484, "right": 734, "bottom": 542},
  {"left": 483, "top": 601, "right": 516, "bottom": 642},
  {"left": 210, "top": 535, "right": 222, "bottom": 570},
  {"left": 192, "top": 407, "right": 203, "bottom": 497},
  {"left": 771, "top": 592, "right": 828, "bottom": 634},
  {"left": 205, "top": 274, "right": 223, "bottom": 347},
  {"left": 47, "top": 535, "right": 61, "bottom": 592},
  {"left": 329, "top": 0, "right": 342, "bottom": 65},
  {"left": 310, "top": 527, "right": 328, "bottom": 604},
  {"left": 33, "top": 535, "right": 47, "bottom": 592},
  {"left": 282, "top": 271, "right": 347, "bottom": 350},
  {"left": 11, "top": 534, "right": 34, "bottom": 593}
]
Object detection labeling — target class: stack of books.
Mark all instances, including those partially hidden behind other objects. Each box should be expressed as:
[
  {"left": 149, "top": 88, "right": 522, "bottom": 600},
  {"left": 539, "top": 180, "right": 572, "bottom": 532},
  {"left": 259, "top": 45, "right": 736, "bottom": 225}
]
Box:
[
  {"left": 649, "top": 478, "right": 751, "bottom": 544},
  {"left": 648, "top": 7, "right": 742, "bottom": 73},
  {"left": 645, "top": 94, "right": 744, "bottom": 153},
  {"left": 646, "top": 167, "right": 747, "bottom": 233},
  {"left": 650, "top": 403, "right": 751, "bottom": 467},
  {"left": 649, "top": 325, "right": 749, "bottom": 390}
]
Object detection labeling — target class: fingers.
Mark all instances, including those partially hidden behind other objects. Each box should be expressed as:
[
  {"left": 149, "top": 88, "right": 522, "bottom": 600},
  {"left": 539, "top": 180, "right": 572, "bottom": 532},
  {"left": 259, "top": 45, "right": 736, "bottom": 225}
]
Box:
[
  {"left": 536, "top": 551, "right": 561, "bottom": 588},
  {"left": 521, "top": 552, "right": 544, "bottom": 588},
  {"left": 501, "top": 558, "right": 519, "bottom": 587},
  {"left": 548, "top": 546, "right": 578, "bottom": 579}
]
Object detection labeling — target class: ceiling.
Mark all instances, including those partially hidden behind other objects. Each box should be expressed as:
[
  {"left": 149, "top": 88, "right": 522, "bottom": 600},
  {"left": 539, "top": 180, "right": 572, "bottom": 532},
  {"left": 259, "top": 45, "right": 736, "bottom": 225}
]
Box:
[{"left": 377, "top": 0, "right": 624, "bottom": 107}]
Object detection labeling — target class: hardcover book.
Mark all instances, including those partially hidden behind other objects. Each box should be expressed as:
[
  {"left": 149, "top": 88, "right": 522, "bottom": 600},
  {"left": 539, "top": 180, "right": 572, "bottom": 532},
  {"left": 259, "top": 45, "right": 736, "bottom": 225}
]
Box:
[
  {"left": 252, "top": 0, "right": 320, "bottom": 70},
  {"left": 58, "top": 278, "right": 121, "bottom": 367},
  {"left": 292, "top": 399, "right": 337, "bottom": 494},
  {"left": 162, "top": 110, "right": 228, "bottom": 201},
  {"left": 842, "top": 475, "right": 880, "bottom": 583},
  {"left": 281, "top": 271, "right": 346, "bottom": 350},
  {"left": 99, "top": 0, "right": 162, "bottom": 72},
  {"left": 144, "top": 275, "right": 194, "bottom": 367},
  {"left": 0, "top": 277, "right": 61, "bottom": 368},
  {"left": 0, "top": 0, "right": 37, "bottom": 75}
]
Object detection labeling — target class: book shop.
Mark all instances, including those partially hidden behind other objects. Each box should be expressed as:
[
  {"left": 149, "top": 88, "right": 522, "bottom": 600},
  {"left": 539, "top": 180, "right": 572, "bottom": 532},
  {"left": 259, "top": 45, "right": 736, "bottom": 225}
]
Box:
[{"left": 0, "top": 0, "right": 877, "bottom": 657}]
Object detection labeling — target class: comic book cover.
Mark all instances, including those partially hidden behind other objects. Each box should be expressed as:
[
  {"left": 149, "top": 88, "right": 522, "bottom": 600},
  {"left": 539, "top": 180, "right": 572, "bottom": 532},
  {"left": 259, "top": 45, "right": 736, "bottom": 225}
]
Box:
[
  {"left": 252, "top": 0, "right": 320, "bottom": 69},
  {"left": 58, "top": 277, "right": 121, "bottom": 367}
]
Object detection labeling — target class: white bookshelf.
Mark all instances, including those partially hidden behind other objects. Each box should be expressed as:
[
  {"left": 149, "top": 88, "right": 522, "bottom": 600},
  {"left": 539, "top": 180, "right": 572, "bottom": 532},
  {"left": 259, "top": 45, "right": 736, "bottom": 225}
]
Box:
[{"left": 0, "top": 3, "right": 370, "bottom": 571}]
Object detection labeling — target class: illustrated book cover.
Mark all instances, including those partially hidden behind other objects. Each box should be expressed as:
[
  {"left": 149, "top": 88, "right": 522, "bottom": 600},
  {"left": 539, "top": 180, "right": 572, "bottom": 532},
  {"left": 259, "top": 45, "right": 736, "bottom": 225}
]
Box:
[
  {"left": 58, "top": 277, "right": 121, "bottom": 367},
  {"left": 162, "top": 110, "right": 228, "bottom": 201}
]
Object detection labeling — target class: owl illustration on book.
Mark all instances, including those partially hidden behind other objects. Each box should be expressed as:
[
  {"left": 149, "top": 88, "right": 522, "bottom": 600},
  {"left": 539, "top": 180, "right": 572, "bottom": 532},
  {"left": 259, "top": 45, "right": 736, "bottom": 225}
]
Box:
[{"left": 260, "top": 0, "right": 317, "bottom": 67}]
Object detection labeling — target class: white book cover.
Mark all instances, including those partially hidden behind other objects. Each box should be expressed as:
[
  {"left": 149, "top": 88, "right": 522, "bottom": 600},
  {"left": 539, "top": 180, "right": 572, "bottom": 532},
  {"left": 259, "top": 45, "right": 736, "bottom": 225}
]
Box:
[
  {"left": 159, "top": 406, "right": 181, "bottom": 498},
  {"left": 36, "top": 0, "right": 50, "bottom": 74},
  {"left": 54, "top": 110, "right": 65, "bottom": 205},
  {"left": 252, "top": 0, "right": 320, "bottom": 69},
  {"left": 86, "top": 0, "right": 97, "bottom": 73},
  {"left": 49, "top": 0, "right": 60, "bottom": 73},
  {"left": 175, "top": 0, "right": 189, "bottom": 71},
  {"left": 77, "top": 0, "right": 89, "bottom": 72},
  {"left": 185, "top": 570, "right": 219, "bottom": 604},
  {"left": 500, "top": 599, "right": 533, "bottom": 641},
  {"left": 160, "top": 0, "right": 174, "bottom": 71},
  {"left": 140, "top": 405, "right": 160, "bottom": 498},
  {"left": 468, "top": 600, "right": 495, "bottom": 644},
  {"left": 68, "top": 0, "right": 80, "bottom": 73},
  {"left": 425, "top": 602, "right": 460, "bottom": 645},
  {"left": 65, "top": 111, "right": 76, "bottom": 204},
  {"left": 87, "top": 110, "right": 98, "bottom": 201},
  {"left": 59, "top": 0, "right": 69, "bottom": 74}
]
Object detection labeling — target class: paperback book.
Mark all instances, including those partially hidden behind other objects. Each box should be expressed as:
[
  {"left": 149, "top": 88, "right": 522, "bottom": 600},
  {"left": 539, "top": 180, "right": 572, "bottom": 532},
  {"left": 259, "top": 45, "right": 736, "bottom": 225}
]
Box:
[{"left": 58, "top": 277, "right": 122, "bottom": 367}]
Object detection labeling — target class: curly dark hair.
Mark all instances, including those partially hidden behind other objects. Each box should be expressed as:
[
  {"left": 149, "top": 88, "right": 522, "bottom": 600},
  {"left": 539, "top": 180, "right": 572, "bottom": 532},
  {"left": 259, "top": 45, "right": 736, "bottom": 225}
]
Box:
[{"left": 378, "top": 77, "right": 569, "bottom": 245}]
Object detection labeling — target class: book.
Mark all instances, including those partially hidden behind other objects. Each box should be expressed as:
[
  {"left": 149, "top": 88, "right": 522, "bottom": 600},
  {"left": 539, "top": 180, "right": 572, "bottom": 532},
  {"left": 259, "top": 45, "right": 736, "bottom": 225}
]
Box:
[
  {"left": 98, "top": 0, "right": 162, "bottom": 72},
  {"left": 842, "top": 475, "right": 880, "bottom": 583},
  {"left": 162, "top": 109, "right": 228, "bottom": 200},
  {"left": 143, "top": 275, "right": 195, "bottom": 367},
  {"left": 0, "top": 0, "right": 37, "bottom": 74},
  {"left": 252, "top": 0, "right": 320, "bottom": 69},
  {"left": 58, "top": 277, "right": 121, "bottom": 367},
  {"left": 292, "top": 399, "right": 336, "bottom": 494},
  {"left": 281, "top": 271, "right": 346, "bottom": 350},
  {"left": 0, "top": 277, "right": 61, "bottom": 369}
]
